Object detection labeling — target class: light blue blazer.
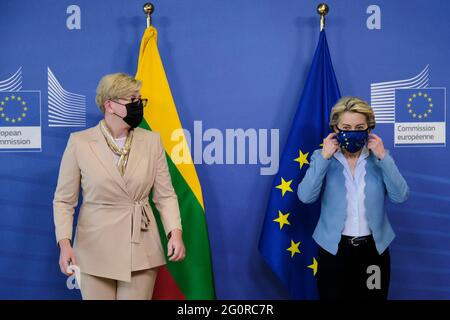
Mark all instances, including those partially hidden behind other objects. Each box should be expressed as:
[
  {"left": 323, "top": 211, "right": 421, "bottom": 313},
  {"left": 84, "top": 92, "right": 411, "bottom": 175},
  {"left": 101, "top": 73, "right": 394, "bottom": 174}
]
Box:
[{"left": 297, "top": 148, "right": 409, "bottom": 255}]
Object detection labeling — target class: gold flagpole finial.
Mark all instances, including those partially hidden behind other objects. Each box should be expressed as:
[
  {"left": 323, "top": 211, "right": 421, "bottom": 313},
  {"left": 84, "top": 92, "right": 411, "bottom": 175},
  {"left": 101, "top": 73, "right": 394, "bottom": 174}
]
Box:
[
  {"left": 143, "top": 3, "right": 154, "bottom": 28},
  {"left": 316, "top": 3, "right": 329, "bottom": 31}
]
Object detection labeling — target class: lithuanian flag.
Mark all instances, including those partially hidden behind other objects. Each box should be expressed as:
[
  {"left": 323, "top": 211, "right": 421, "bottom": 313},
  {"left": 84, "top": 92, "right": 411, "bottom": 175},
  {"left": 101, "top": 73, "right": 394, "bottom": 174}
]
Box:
[{"left": 135, "top": 26, "right": 215, "bottom": 299}]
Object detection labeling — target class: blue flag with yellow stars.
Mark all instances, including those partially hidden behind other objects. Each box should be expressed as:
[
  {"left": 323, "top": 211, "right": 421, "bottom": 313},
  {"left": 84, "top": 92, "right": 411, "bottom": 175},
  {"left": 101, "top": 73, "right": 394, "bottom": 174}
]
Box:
[
  {"left": 258, "top": 30, "right": 341, "bottom": 299},
  {"left": 0, "top": 91, "right": 40, "bottom": 126}
]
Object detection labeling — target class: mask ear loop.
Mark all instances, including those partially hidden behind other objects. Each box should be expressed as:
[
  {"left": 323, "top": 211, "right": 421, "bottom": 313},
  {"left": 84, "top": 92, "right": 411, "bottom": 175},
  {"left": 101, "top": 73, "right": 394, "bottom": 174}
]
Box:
[{"left": 107, "top": 99, "right": 127, "bottom": 120}]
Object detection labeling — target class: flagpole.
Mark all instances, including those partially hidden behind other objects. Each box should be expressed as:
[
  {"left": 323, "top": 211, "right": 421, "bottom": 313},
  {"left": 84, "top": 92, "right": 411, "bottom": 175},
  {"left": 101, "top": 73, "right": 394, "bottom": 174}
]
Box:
[
  {"left": 316, "top": 3, "right": 329, "bottom": 31},
  {"left": 143, "top": 2, "right": 154, "bottom": 28}
]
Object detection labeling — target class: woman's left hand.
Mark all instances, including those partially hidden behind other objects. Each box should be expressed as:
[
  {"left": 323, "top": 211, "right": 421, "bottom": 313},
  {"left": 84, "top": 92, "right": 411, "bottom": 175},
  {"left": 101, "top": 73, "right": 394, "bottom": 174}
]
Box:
[
  {"left": 167, "top": 229, "right": 186, "bottom": 262},
  {"left": 368, "top": 133, "right": 386, "bottom": 160}
]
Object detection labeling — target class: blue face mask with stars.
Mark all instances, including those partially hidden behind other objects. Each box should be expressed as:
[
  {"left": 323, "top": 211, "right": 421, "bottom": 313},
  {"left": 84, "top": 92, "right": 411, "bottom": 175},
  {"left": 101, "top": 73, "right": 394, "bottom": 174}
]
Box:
[{"left": 336, "top": 128, "right": 369, "bottom": 153}]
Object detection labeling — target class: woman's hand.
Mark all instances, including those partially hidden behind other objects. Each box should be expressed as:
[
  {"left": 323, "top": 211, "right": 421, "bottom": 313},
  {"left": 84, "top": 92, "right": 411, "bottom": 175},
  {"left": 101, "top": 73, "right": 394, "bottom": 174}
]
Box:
[
  {"left": 167, "top": 229, "right": 186, "bottom": 262},
  {"left": 58, "top": 239, "right": 77, "bottom": 276},
  {"left": 368, "top": 133, "right": 386, "bottom": 160},
  {"left": 321, "top": 133, "right": 339, "bottom": 159}
]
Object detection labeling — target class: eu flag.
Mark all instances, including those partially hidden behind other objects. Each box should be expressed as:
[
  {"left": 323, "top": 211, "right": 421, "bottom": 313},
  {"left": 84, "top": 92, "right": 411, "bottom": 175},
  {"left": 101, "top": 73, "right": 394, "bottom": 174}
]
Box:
[
  {"left": 258, "top": 30, "right": 341, "bottom": 299},
  {"left": 0, "top": 91, "right": 40, "bottom": 127}
]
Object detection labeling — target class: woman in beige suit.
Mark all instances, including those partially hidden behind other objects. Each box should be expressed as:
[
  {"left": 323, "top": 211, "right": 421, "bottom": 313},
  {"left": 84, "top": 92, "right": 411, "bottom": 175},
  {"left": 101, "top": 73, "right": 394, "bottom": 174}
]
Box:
[{"left": 53, "top": 73, "right": 185, "bottom": 300}]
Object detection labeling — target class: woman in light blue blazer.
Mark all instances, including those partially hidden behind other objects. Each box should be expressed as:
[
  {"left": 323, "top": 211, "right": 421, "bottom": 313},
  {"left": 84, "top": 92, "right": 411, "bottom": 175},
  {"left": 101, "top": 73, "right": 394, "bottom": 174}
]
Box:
[{"left": 297, "top": 96, "right": 409, "bottom": 300}]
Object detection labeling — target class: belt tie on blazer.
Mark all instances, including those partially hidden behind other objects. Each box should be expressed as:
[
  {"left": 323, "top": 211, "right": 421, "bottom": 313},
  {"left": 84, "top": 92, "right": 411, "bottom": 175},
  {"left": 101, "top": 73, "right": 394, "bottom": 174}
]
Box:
[{"left": 132, "top": 200, "right": 151, "bottom": 244}]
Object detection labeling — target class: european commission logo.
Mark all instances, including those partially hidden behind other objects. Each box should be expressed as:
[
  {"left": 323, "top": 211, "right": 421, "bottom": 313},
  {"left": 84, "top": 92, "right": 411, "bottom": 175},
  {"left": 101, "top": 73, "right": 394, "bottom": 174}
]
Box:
[
  {"left": 0, "top": 67, "right": 42, "bottom": 152},
  {"left": 371, "top": 65, "right": 447, "bottom": 147},
  {"left": 0, "top": 91, "right": 41, "bottom": 151},
  {"left": 0, "top": 66, "right": 86, "bottom": 152},
  {"left": 394, "top": 88, "right": 446, "bottom": 146},
  {"left": 48, "top": 67, "right": 86, "bottom": 127}
]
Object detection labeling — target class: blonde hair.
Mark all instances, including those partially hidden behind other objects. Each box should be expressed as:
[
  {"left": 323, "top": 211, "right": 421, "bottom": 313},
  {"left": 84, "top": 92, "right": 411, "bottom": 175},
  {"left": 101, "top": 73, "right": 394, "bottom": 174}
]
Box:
[
  {"left": 329, "top": 96, "right": 376, "bottom": 129},
  {"left": 95, "top": 73, "right": 142, "bottom": 113}
]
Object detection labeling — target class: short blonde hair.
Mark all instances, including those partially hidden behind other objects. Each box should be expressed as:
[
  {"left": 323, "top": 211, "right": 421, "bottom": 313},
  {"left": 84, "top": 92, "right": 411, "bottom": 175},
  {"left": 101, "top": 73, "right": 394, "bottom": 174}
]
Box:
[
  {"left": 95, "top": 73, "right": 142, "bottom": 113},
  {"left": 329, "top": 96, "right": 376, "bottom": 129}
]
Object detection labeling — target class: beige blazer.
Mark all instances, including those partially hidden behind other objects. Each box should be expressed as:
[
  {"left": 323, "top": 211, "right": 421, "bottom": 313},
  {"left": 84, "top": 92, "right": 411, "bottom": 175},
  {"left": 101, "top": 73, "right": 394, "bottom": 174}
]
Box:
[{"left": 53, "top": 123, "right": 182, "bottom": 282}]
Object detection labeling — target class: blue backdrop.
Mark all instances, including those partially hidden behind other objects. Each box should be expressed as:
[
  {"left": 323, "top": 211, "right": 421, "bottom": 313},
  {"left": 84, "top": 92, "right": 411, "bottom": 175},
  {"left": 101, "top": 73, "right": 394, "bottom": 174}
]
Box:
[{"left": 0, "top": 0, "right": 449, "bottom": 299}]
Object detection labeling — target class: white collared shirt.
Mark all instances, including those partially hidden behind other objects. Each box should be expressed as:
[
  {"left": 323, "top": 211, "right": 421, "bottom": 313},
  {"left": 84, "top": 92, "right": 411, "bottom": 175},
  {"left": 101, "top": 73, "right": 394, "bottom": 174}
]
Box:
[{"left": 334, "top": 146, "right": 372, "bottom": 237}]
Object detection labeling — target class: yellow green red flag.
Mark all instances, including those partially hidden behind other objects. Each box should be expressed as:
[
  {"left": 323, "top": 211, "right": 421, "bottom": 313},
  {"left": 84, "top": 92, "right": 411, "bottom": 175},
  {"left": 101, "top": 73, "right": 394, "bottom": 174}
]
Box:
[{"left": 135, "top": 26, "right": 215, "bottom": 299}]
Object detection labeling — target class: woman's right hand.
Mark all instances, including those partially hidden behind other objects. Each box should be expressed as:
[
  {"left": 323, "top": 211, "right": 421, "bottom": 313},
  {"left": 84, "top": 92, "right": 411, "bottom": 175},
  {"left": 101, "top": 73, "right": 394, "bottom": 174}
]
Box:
[
  {"left": 321, "top": 133, "right": 339, "bottom": 159},
  {"left": 58, "top": 239, "right": 77, "bottom": 276}
]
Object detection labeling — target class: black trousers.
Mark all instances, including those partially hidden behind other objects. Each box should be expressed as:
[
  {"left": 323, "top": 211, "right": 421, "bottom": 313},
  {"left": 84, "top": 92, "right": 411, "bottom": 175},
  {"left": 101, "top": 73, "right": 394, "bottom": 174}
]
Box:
[{"left": 317, "top": 236, "right": 390, "bottom": 300}]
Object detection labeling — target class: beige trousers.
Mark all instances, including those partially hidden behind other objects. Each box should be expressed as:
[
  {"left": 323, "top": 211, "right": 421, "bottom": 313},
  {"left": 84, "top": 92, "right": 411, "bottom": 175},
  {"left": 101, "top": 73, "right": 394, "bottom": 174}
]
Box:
[{"left": 80, "top": 268, "right": 158, "bottom": 300}]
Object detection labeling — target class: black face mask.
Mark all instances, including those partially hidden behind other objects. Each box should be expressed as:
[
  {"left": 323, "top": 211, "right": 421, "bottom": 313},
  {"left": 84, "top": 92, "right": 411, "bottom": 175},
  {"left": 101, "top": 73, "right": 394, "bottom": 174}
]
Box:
[{"left": 113, "top": 99, "right": 144, "bottom": 128}]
